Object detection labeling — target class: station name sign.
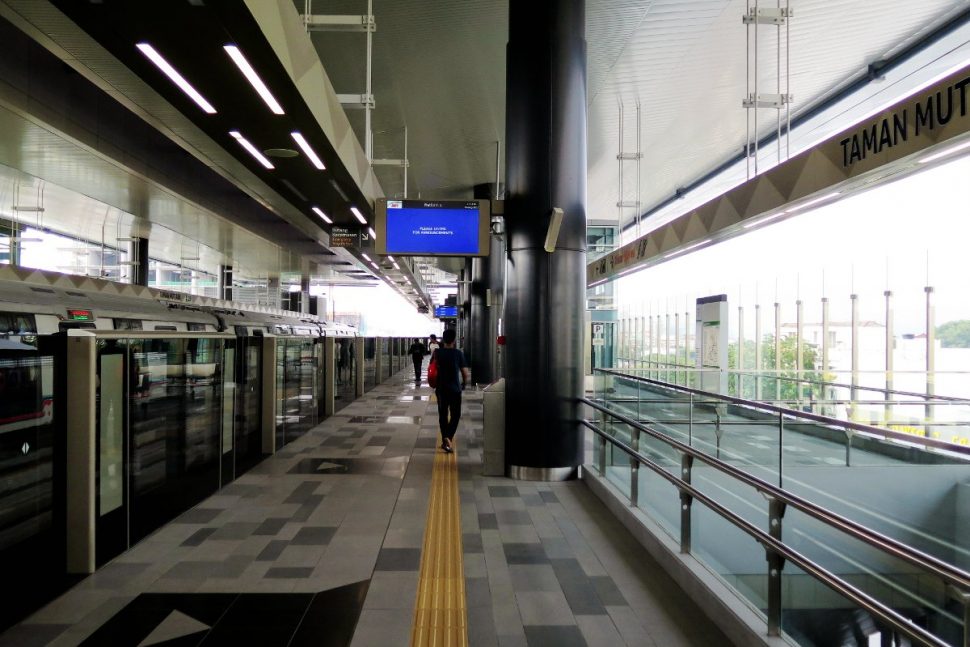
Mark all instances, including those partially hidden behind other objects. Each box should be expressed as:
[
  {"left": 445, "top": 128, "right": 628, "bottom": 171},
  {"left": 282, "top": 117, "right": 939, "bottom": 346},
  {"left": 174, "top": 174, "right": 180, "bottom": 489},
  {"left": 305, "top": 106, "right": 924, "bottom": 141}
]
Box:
[{"left": 839, "top": 72, "right": 970, "bottom": 167}]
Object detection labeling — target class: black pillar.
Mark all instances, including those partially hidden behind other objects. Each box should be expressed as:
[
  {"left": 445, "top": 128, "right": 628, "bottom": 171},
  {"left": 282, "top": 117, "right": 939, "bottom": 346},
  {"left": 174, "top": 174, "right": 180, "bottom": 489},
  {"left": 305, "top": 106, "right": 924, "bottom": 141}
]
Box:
[
  {"left": 128, "top": 237, "right": 149, "bottom": 287},
  {"left": 470, "top": 183, "right": 497, "bottom": 384},
  {"left": 504, "top": 0, "right": 586, "bottom": 480}
]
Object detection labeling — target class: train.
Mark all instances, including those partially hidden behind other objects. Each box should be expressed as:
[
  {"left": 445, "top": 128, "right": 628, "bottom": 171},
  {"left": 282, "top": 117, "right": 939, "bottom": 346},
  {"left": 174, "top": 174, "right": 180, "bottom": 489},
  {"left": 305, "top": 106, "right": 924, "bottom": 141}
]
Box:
[{"left": 0, "top": 266, "right": 419, "bottom": 631}]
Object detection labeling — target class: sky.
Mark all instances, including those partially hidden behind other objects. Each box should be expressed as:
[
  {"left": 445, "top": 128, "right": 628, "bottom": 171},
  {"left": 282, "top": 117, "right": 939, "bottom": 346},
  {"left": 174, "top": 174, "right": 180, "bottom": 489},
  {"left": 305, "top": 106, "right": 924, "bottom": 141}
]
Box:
[{"left": 616, "top": 152, "right": 970, "bottom": 336}]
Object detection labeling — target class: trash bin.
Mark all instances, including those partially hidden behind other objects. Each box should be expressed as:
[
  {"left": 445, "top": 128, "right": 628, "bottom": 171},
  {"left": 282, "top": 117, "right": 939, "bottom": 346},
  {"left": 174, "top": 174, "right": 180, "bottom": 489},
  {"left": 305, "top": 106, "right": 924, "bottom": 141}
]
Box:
[{"left": 482, "top": 378, "right": 505, "bottom": 476}]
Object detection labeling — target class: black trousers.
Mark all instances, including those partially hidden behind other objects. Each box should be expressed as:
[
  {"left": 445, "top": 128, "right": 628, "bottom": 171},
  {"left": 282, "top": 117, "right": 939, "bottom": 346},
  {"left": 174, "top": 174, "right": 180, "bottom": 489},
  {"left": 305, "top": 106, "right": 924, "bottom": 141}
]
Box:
[
  {"left": 436, "top": 389, "right": 462, "bottom": 441},
  {"left": 412, "top": 357, "right": 422, "bottom": 381}
]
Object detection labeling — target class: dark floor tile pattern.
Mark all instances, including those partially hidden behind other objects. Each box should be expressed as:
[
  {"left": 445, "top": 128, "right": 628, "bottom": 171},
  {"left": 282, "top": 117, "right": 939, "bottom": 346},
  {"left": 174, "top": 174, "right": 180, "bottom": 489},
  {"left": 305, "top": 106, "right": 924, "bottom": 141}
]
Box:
[{"left": 78, "top": 582, "right": 370, "bottom": 647}]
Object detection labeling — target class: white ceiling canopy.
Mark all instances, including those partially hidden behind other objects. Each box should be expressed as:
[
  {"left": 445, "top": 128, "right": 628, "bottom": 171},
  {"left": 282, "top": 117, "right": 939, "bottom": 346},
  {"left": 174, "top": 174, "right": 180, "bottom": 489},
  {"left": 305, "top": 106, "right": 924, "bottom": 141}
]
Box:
[{"left": 302, "top": 0, "right": 970, "bottom": 232}]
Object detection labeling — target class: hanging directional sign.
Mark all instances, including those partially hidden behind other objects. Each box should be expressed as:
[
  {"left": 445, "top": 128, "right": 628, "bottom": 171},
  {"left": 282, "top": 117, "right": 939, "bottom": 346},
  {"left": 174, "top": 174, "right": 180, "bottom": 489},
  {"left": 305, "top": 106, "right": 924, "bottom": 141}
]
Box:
[{"left": 330, "top": 226, "right": 360, "bottom": 248}]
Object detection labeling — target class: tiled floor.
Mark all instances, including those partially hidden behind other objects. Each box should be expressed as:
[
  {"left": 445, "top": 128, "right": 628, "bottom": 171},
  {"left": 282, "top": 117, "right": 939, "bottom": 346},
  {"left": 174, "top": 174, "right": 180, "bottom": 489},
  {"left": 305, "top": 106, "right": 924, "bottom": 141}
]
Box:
[{"left": 0, "top": 365, "right": 730, "bottom": 647}]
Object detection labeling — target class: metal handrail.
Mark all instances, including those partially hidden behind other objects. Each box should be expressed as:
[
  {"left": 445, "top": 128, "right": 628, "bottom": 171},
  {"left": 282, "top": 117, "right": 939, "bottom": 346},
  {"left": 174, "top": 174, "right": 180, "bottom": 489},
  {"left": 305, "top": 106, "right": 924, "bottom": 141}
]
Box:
[
  {"left": 581, "top": 396, "right": 970, "bottom": 592},
  {"left": 581, "top": 417, "right": 955, "bottom": 647},
  {"left": 614, "top": 360, "right": 970, "bottom": 405},
  {"left": 596, "top": 368, "right": 970, "bottom": 456}
]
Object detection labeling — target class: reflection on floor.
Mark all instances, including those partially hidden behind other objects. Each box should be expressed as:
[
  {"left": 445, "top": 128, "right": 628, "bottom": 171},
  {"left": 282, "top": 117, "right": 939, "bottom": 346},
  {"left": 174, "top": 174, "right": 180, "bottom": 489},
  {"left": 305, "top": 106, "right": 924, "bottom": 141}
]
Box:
[{"left": 1, "top": 367, "right": 732, "bottom": 647}]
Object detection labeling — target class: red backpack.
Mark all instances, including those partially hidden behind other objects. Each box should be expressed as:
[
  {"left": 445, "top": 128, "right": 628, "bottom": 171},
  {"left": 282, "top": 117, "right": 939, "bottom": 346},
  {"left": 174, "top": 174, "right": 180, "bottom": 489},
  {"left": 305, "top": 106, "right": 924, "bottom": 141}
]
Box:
[{"left": 427, "top": 351, "right": 438, "bottom": 388}]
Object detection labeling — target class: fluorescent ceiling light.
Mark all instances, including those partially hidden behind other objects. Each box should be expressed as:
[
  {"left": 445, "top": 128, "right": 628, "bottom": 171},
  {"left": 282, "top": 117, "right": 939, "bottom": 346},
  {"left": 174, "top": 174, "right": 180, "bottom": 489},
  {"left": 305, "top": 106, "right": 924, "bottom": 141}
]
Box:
[
  {"left": 742, "top": 211, "right": 788, "bottom": 229},
  {"left": 312, "top": 207, "right": 332, "bottom": 224},
  {"left": 368, "top": 227, "right": 376, "bottom": 238},
  {"left": 918, "top": 138, "right": 970, "bottom": 164},
  {"left": 392, "top": 262, "right": 400, "bottom": 270},
  {"left": 785, "top": 192, "right": 840, "bottom": 214},
  {"left": 351, "top": 207, "right": 367, "bottom": 224},
  {"left": 229, "top": 131, "right": 274, "bottom": 169},
  {"left": 224, "top": 45, "right": 284, "bottom": 115},
  {"left": 387, "top": 256, "right": 395, "bottom": 262},
  {"left": 361, "top": 253, "right": 372, "bottom": 262},
  {"left": 291, "top": 132, "right": 326, "bottom": 169},
  {"left": 370, "top": 262, "right": 379, "bottom": 270},
  {"left": 663, "top": 239, "right": 708, "bottom": 259},
  {"left": 136, "top": 43, "right": 216, "bottom": 114},
  {"left": 616, "top": 265, "right": 642, "bottom": 277}
]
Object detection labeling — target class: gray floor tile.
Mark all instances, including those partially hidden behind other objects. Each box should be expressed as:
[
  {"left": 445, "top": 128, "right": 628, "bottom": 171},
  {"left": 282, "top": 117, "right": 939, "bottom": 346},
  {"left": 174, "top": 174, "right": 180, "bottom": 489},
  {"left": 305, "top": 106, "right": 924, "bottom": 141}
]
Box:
[
  {"left": 374, "top": 547, "right": 422, "bottom": 571},
  {"left": 256, "top": 539, "right": 289, "bottom": 561},
  {"left": 479, "top": 513, "right": 499, "bottom": 530},
  {"left": 290, "top": 526, "right": 338, "bottom": 546},
  {"left": 523, "top": 625, "right": 588, "bottom": 647},
  {"left": 489, "top": 486, "right": 520, "bottom": 498},
  {"left": 590, "top": 576, "right": 627, "bottom": 606},
  {"left": 509, "top": 565, "right": 561, "bottom": 593},
  {"left": 180, "top": 527, "right": 216, "bottom": 546},
  {"left": 515, "top": 591, "right": 575, "bottom": 626},
  {"left": 264, "top": 566, "right": 314, "bottom": 578},
  {"left": 253, "top": 517, "right": 289, "bottom": 536},
  {"left": 209, "top": 521, "right": 260, "bottom": 540},
  {"left": 503, "top": 543, "right": 548, "bottom": 565},
  {"left": 172, "top": 508, "right": 222, "bottom": 524}
]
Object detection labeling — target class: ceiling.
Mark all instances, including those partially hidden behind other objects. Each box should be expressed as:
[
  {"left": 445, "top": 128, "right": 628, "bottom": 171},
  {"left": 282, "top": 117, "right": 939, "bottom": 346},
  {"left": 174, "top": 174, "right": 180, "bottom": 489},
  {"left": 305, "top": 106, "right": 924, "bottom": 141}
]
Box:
[
  {"left": 302, "top": 0, "right": 970, "bottom": 230},
  {"left": 0, "top": 0, "right": 967, "bottom": 301}
]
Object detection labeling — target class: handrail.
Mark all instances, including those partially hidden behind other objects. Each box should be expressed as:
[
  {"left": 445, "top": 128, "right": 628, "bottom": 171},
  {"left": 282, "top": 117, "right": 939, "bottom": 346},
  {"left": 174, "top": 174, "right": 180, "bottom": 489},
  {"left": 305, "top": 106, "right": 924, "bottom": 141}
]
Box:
[
  {"left": 581, "top": 418, "right": 954, "bottom": 647},
  {"left": 581, "top": 396, "right": 970, "bottom": 591},
  {"left": 596, "top": 368, "right": 970, "bottom": 456},
  {"left": 614, "top": 359, "right": 970, "bottom": 404}
]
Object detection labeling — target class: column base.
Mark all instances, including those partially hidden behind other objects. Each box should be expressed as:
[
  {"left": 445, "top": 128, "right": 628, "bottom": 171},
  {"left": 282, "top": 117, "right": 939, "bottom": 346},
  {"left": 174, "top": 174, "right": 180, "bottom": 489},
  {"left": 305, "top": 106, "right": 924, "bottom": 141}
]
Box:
[{"left": 507, "top": 465, "right": 577, "bottom": 481}]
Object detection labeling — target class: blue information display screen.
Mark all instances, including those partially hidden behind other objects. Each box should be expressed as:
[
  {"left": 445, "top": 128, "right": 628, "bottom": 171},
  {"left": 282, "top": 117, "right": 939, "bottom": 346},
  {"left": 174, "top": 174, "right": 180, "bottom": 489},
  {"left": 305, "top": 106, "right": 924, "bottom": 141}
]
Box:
[
  {"left": 434, "top": 305, "right": 458, "bottom": 318},
  {"left": 384, "top": 200, "right": 481, "bottom": 255}
]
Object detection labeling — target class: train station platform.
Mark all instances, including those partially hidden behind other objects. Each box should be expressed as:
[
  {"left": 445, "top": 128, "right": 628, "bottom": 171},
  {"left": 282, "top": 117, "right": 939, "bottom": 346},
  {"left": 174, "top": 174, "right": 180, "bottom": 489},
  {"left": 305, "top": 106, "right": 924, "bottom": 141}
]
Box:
[{"left": 0, "top": 364, "right": 729, "bottom": 647}]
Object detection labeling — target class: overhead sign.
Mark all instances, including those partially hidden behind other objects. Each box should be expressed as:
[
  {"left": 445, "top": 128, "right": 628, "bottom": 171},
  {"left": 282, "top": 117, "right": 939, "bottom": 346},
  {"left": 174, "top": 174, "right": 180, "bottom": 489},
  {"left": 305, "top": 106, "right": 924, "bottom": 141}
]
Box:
[
  {"left": 375, "top": 198, "right": 490, "bottom": 257},
  {"left": 587, "top": 65, "right": 970, "bottom": 287},
  {"left": 330, "top": 226, "right": 360, "bottom": 248},
  {"left": 66, "top": 309, "right": 94, "bottom": 321},
  {"left": 434, "top": 305, "right": 459, "bottom": 318}
]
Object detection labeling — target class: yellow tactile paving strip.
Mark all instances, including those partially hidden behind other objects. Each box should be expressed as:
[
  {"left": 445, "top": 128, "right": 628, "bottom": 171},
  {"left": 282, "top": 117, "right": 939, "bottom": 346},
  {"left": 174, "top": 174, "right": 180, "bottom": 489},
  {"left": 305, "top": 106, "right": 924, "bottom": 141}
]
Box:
[{"left": 410, "top": 442, "right": 467, "bottom": 647}]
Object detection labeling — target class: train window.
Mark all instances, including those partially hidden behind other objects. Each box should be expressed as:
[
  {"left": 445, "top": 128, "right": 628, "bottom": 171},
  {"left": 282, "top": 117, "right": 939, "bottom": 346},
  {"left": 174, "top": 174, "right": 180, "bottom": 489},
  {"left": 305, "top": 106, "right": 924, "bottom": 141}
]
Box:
[
  {"left": 114, "top": 318, "right": 143, "bottom": 331},
  {"left": 154, "top": 325, "right": 177, "bottom": 331},
  {"left": 187, "top": 323, "right": 206, "bottom": 332},
  {"left": 234, "top": 325, "right": 249, "bottom": 337},
  {"left": 0, "top": 312, "right": 37, "bottom": 334}
]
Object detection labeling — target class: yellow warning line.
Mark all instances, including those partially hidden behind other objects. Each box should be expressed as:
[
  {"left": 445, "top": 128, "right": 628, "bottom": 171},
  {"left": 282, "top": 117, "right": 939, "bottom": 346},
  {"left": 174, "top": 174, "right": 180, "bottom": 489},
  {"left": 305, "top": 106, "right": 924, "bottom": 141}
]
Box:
[{"left": 410, "top": 442, "right": 467, "bottom": 647}]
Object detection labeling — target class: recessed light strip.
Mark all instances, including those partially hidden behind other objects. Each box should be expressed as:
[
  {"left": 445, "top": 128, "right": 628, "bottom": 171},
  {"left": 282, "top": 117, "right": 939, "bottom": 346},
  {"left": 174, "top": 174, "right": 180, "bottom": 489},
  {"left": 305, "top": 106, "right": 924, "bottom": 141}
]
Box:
[
  {"left": 919, "top": 138, "right": 970, "bottom": 163},
  {"left": 312, "top": 207, "right": 332, "bottom": 224},
  {"left": 229, "top": 131, "right": 274, "bottom": 169},
  {"left": 224, "top": 45, "right": 285, "bottom": 115},
  {"left": 368, "top": 227, "right": 376, "bottom": 238},
  {"left": 785, "top": 192, "right": 840, "bottom": 214},
  {"left": 136, "top": 43, "right": 216, "bottom": 114},
  {"left": 351, "top": 207, "right": 367, "bottom": 224},
  {"left": 291, "top": 132, "right": 326, "bottom": 170}
]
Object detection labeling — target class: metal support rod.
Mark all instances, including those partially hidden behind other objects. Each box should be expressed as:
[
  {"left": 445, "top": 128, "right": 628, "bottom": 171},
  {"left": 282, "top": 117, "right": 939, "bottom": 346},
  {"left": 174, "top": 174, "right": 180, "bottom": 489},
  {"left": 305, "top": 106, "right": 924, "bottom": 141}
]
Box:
[
  {"left": 925, "top": 286, "right": 936, "bottom": 429},
  {"left": 365, "top": 0, "right": 373, "bottom": 161},
  {"left": 822, "top": 297, "right": 829, "bottom": 414},
  {"left": 778, "top": 411, "right": 784, "bottom": 487},
  {"left": 885, "top": 290, "right": 894, "bottom": 425},
  {"left": 766, "top": 497, "right": 787, "bottom": 637},
  {"left": 684, "top": 308, "right": 690, "bottom": 387},
  {"left": 774, "top": 302, "right": 781, "bottom": 403},
  {"left": 796, "top": 299, "right": 803, "bottom": 410},
  {"left": 675, "top": 312, "right": 681, "bottom": 386},
  {"left": 630, "top": 428, "right": 640, "bottom": 507},
  {"left": 403, "top": 125, "right": 409, "bottom": 197},
  {"left": 851, "top": 294, "right": 859, "bottom": 420},
  {"left": 755, "top": 303, "right": 762, "bottom": 400},
  {"left": 738, "top": 305, "right": 745, "bottom": 397},
  {"left": 680, "top": 454, "right": 694, "bottom": 554}
]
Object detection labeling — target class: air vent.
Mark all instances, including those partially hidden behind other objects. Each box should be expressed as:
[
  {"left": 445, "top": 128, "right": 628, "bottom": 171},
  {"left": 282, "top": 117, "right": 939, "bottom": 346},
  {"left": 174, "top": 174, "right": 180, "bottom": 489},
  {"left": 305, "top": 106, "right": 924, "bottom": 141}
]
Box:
[
  {"left": 66, "top": 291, "right": 86, "bottom": 297},
  {"left": 29, "top": 287, "right": 56, "bottom": 293}
]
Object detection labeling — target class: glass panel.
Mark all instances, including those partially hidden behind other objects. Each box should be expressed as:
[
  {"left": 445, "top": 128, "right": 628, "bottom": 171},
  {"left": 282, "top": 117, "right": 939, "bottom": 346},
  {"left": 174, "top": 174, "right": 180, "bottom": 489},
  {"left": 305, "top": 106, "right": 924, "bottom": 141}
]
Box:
[
  {"left": 364, "top": 337, "right": 377, "bottom": 391},
  {"left": 235, "top": 337, "right": 262, "bottom": 475},
  {"left": 128, "top": 337, "right": 221, "bottom": 543},
  {"left": 275, "top": 338, "right": 286, "bottom": 449},
  {"left": 222, "top": 347, "right": 235, "bottom": 455},
  {"left": 0, "top": 339, "right": 60, "bottom": 630},
  {"left": 691, "top": 501, "right": 767, "bottom": 621},
  {"left": 335, "top": 338, "right": 356, "bottom": 413},
  {"left": 98, "top": 353, "right": 124, "bottom": 515}
]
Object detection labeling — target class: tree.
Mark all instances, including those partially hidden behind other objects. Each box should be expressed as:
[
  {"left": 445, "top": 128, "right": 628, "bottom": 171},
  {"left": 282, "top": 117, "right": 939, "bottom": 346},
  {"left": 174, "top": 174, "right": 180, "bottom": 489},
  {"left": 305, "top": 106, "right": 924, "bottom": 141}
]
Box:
[
  {"left": 728, "top": 334, "right": 823, "bottom": 403},
  {"left": 936, "top": 320, "right": 970, "bottom": 348}
]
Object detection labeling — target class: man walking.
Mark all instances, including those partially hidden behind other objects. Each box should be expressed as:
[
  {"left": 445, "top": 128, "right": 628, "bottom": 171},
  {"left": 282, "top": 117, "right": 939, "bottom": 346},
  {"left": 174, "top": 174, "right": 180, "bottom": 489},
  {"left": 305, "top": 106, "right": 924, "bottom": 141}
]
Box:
[
  {"left": 433, "top": 328, "right": 469, "bottom": 453},
  {"left": 408, "top": 338, "right": 427, "bottom": 383}
]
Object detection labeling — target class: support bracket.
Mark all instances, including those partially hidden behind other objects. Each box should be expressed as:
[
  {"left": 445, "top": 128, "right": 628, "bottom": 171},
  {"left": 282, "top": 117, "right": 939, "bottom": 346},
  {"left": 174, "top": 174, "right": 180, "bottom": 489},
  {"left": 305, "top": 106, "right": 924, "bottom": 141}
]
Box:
[
  {"left": 742, "top": 7, "right": 792, "bottom": 25},
  {"left": 338, "top": 93, "right": 376, "bottom": 109},
  {"left": 306, "top": 14, "right": 376, "bottom": 32}
]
